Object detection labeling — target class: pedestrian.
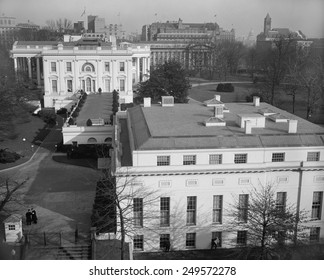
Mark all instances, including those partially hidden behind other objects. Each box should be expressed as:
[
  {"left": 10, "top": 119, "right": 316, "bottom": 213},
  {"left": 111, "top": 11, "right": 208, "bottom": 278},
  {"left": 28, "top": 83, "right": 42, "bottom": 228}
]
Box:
[
  {"left": 165, "top": 240, "right": 170, "bottom": 252},
  {"left": 211, "top": 238, "right": 216, "bottom": 249},
  {"left": 214, "top": 237, "right": 220, "bottom": 249},
  {"left": 25, "top": 209, "right": 32, "bottom": 225},
  {"left": 31, "top": 208, "right": 38, "bottom": 224}
]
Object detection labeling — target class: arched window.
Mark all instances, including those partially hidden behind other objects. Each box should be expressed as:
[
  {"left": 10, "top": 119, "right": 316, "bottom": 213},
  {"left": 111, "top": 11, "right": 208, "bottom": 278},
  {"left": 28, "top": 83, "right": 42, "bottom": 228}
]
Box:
[
  {"left": 104, "top": 137, "right": 112, "bottom": 144},
  {"left": 87, "top": 137, "right": 97, "bottom": 144},
  {"left": 82, "top": 63, "right": 95, "bottom": 72}
]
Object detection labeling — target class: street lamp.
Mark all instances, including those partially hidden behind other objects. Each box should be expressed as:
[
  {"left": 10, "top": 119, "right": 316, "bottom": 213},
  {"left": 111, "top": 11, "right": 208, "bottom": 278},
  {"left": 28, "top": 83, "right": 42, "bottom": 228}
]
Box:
[{"left": 22, "top": 138, "right": 34, "bottom": 152}]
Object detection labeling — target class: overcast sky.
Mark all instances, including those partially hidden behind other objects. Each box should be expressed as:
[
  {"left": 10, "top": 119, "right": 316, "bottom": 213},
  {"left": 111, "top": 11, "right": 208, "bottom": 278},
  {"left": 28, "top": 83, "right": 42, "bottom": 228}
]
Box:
[{"left": 1, "top": 0, "right": 323, "bottom": 38}]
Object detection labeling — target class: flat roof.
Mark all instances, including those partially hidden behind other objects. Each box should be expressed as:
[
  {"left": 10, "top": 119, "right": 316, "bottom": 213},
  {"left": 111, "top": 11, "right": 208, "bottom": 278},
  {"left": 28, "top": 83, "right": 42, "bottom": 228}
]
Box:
[
  {"left": 76, "top": 93, "right": 112, "bottom": 126},
  {"left": 127, "top": 102, "right": 324, "bottom": 150}
]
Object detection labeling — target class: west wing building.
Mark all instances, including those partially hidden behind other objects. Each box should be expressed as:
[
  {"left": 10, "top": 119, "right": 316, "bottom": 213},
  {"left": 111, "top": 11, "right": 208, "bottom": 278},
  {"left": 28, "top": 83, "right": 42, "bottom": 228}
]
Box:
[{"left": 113, "top": 96, "right": 324, "bottom": 252}]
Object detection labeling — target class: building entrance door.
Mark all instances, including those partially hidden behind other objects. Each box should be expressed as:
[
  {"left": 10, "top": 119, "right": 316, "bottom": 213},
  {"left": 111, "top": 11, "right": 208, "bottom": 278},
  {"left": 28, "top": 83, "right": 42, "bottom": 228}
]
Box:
[
  {"left": 104, "top": 79, "right": 110, "bottom": 92},
  {"left": 86, "top": 78, "right": 91, "bottom": 92}
]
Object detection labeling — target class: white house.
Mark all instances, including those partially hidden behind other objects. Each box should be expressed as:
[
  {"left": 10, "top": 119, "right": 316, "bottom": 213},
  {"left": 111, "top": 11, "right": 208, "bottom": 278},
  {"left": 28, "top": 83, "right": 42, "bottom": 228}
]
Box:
[
  {"left": 113, "top": 96, "right": 324, "bottom": 252},
  {"left": 11, "top": 39, "right": 151, "bottom": 109}
]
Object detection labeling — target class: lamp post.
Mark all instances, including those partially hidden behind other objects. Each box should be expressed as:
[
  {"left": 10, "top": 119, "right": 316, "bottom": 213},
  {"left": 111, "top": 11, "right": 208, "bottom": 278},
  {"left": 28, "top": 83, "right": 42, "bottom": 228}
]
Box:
[{"left": 22, "top": 138, "right": 34, "bottom": 153}]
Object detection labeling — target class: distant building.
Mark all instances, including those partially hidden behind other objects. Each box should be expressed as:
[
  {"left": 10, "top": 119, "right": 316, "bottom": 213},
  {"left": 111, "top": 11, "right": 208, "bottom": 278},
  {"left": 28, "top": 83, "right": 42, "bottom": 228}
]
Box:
[
  {"left": 16, "top": 21, "right": 40, "bottom": 31},
  {"left": 257, "top": 13, "right": 310, "bottom": 50},
  {"left": 142, "top": 18, "right": 234, "bottom": 43},
  {"left": 0, "top": 15, "right": 17, "bottom": 49},
  {"left": 87, "top": 15, "right": 126, "bottom": 40},
  {"left": 74, "top": 21, "right": 85, "bottom": 34}
]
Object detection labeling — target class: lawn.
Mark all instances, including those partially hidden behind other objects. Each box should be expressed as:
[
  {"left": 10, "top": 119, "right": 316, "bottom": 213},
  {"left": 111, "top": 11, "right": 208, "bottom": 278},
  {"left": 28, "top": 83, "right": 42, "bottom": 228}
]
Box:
[
  {"left": 0, "top": 114, "right": 47, "bottom": 170},
  {"left": 189, "top": 83, "right": 261, "bottom": 103}
]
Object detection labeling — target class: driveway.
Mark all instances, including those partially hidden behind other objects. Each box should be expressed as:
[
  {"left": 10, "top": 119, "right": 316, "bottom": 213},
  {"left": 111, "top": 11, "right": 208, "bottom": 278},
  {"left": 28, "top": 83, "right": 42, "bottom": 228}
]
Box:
[{"left": 1, "top": 118, "right": 100, "bottom": 236}]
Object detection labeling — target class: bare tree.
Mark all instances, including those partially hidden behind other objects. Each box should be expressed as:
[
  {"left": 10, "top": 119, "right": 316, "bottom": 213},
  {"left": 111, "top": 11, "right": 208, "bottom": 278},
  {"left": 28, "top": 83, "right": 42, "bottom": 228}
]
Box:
[
  {"left": 92, "top": 169, "right": 161, "bottom": 259},
  {"left": 286, "top": 47, "right": 323, "bottom": 119},
  {"left": 259, "top": 35, "right": 294, "bottom": 105},
  {"left": 227, "top": 182, "right": 308, "bottom": 259},
  {"left": 0, "top": 177, "right": 28, "bottom": 214}
]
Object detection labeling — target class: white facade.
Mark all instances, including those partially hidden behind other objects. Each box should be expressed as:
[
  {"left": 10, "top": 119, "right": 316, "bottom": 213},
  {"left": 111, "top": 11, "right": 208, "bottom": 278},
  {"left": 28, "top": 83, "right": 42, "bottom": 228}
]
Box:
[
  {"left": 11, "top": 41, "right": 151, "bottom": 109},
  {"left": 113, "top": 99, "right": 324, "bottom": 252}
]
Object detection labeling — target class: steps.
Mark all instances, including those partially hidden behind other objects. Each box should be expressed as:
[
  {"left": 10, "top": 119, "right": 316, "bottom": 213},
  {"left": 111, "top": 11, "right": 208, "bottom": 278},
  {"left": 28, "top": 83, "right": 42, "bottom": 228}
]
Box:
[{"left": 56, "top": 244, "right": 91, "bottom": 260}]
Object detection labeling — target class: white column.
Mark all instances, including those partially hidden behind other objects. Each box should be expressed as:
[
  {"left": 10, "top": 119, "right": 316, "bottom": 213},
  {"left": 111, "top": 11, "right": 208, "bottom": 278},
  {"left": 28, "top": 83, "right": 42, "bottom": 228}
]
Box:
[
  {"left": 147, "top": 56, "right": 151, "bottom": 74},
  {"left": 13, "top": 57, "right": 18, "bottom": 72},
  {"left": 136, "top": 57, "right": 140, "bottom": 83},
  {"left": 127, "top": 60, "right": 132, "bottom": 95},
  {"left": 36, "top": 57, "right": 41, "bottom": 86},
  {"left": 27, "top": 57, "right": 32, "bottom": 79}
]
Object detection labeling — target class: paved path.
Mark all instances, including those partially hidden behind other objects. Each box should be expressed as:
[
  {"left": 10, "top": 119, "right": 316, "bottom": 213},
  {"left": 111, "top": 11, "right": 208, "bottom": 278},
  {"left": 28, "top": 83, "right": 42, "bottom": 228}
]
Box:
[{"left": 1, "top": 117, "right": 100, "bottom": 236}]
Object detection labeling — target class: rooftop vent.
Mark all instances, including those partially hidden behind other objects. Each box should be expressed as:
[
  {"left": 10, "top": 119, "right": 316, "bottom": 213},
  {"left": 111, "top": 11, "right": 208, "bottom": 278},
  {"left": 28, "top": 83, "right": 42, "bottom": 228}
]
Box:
[
  {"left": 162, "top": 96, "right": 174, "bottom": 107},
  {"left": 258, "top": 107, "right": 277, "bottom": 116},
  {"left": 204, "top": 95, "right": 224, "bottom": 107},
  {"left": 236, "top": 114, "right": 265, "bottom": 128},
  {"left": 143, "top": 97, "right": 151, "bottom": 107},
  {"left": 253, "top": 96, "right": 260, "bottom": 107},
  {"left": 268, "top": 113, "right": 289, "bottom": 123},
  {"left": 288, "top": 119, "right": 298, "bottom": 133},
  {"left": 204, "top": 117, "right": 226, "bottom": 127},
  {"left": 245, "top": 120, "right": 252, "bottom": 134}
]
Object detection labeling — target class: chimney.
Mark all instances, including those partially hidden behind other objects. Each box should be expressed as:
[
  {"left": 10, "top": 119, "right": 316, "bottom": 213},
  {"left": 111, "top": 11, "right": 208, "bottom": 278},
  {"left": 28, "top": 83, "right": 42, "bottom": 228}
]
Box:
[
  {"left": 144, "top": 97, "right": 151, "bottom": 107},
  {"left": 288, "top": 119, "right": 298, "bottom": 133},
  {"left": 253, "top": 96, "right": 260, "bottom": 107},
  {"left": 245, "top": 120, "right": 252, "bottom": 134},
  {"left": 215, "top": 95, "right": 221, "bottom": 101}
]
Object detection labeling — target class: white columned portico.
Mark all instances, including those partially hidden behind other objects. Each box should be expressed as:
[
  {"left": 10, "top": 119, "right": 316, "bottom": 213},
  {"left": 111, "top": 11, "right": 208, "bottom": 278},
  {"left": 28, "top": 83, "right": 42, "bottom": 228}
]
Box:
[{"left": 27, "top": 57, "right": 32, "bottom": 79}]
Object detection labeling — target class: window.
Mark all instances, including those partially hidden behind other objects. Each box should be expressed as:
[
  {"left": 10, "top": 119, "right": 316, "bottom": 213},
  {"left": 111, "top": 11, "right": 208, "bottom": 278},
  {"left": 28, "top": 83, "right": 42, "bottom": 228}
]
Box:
[
  {"left": 272, "top": 153, "right": 285, "bottom": 162},
  {"left": 311, "top": 192, "right": 323, "bottom": 220},
  {"left": 119, "top": 62, "right": 125, "bottom": 71},
  {"left": 307, "top": 152, "right": 320, "bottom": 162},
  {"left": 104, "top": 62, "right": 110, "bottom": 72},
  {"left": 212, "top": 231, "right": 222, "bottom": 247},
  {"left": 183, "top": 155, "right": 196, "bottom": 165},
  {"left": 160, "top": 234, "right": 170, "bottom": 250},
  {"left": 276, "top": 192, "right": 286, "bottom": 213},
  {"left": 209, "top": 154, "right": 222, "bottom": 165},
  {"left": 237, "top": 231, "right": 247, "bottom": 246},
  {"left": 67, "top": 80, "right": 72, "bottom": 92},
  {"left": 132, "top": 58, "right": 136, "bottom": 67},
  {"left": 160, "top": 197, "right": 170, "bottom": 227},
  {"left": 310, "top": 227, "right": 320, "bottom": 243},
  {"left": 52, "top": 80, "right": 57, "bottom": 93},
  {"left": 133, "top": 198, "right": 143, "bottom": 227},
  {"left": 212, "top": 195, "right": 223, "bottom": 224},
  {"left": 238, "top": 194, "right": 249, "bottom": 222},
  {"left": 66, "top": 62, "right": 72, "bottom": 72},
  {"left": 133, "top": 235, "right": 143, "bottom": 251},
  {"left": 119, "top": 79, "right": 125, "bottom": 92},
  {"left": 8, "top": 225, "right": 15, "bottom": 230},
  {"left": 234, "top": 154, "right": 247, "bottom": 164},
  {"left": 157, "top": 156, "right": 170, "bottom": 166},
  {"left": 186, "top": 233, "right": 196, "bottom": 248},
  {"left": 186, "top": 196, "right": 197, "bottom": 225},
  {"left": 51, "top": 62, "right": 56, "bottom": 72}
]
